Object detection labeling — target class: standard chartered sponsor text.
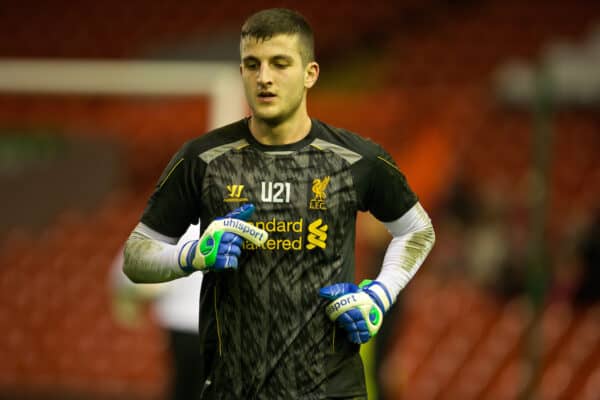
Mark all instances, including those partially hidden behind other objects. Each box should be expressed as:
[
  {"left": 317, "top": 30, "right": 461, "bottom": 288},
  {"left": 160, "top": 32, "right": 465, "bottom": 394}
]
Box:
[{"left": 243, "top": 218, "right": 305, "bottom": 251}]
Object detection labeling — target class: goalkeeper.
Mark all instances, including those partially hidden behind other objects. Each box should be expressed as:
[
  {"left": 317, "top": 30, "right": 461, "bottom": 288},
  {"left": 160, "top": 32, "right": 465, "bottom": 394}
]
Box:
[{"left": 123, "top": 7, "right": 435, "bottom": 400}]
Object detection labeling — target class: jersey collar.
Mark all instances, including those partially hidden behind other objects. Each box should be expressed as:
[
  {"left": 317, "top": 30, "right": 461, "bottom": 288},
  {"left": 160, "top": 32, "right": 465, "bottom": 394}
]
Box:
[{"left": 243, "top": 117, "right": 318, "bottom": 152}]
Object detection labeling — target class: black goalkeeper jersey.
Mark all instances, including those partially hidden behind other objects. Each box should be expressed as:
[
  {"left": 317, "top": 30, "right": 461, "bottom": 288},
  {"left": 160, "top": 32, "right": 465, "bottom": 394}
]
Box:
[{"left": 141, "top": 118, "right": 417, "bottom": 399}]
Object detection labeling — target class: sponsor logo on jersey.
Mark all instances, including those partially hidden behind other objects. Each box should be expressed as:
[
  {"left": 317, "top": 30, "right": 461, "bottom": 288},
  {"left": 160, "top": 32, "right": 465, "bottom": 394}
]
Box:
[
  {"left": 224, "top": 184, "right": 248, "bottom": 202},
  {"left": 309, "top": 176, "right": 330, "bottom": 210},
  {"left": 241, "top": 218, "right": 328, "bottom": 251},
  {"left": 306, "top": 218, "right": 328, "bottom": 250}
]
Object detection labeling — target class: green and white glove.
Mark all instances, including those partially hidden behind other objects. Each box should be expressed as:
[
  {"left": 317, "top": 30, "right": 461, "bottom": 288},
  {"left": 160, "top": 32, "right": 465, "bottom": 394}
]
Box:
[
  {"left": 177, "top": 204, "right": 267, "bottom": 272},
  {"left": 319, "top": 279, "right": 392, "bottom": 344}
]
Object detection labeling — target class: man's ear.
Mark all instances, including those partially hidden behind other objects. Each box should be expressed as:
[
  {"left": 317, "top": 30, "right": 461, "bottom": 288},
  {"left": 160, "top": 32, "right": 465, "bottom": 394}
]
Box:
[{"left": 305, "top": 61, "right": 320, "bottom": 89}]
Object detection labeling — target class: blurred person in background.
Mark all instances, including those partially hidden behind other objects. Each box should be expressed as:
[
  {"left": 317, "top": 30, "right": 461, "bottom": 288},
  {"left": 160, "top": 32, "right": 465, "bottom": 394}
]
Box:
[
  {"left": 437, "top": 178, "right": 527, "bottom": 299},
  {"left": 111, "top": 224, "right": 207, "bottom": 400},
  {"left": 461, "top": 185, "right": 506, "bottom": 286},
  {"left": 122, "top": 8, "right": 435, "bottom": 399}
]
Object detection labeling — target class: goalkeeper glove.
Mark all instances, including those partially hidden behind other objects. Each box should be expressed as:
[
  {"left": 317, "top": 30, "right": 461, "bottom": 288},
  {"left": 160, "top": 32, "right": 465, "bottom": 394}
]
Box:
[
  {"left": 319, "top": 279, "right": 392, "bottom": 344},
  {"left": 178, "top": 203, "right": 268, "bottom": 272}
]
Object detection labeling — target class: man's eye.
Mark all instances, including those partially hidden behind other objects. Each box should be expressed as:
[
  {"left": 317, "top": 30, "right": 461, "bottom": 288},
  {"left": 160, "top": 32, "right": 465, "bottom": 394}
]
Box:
[
  {"left": 274, "top": 63, "right": 289, "bottom": 69},
  {"left": 245, "top": 63, "right": 258, "bottom": 70}
]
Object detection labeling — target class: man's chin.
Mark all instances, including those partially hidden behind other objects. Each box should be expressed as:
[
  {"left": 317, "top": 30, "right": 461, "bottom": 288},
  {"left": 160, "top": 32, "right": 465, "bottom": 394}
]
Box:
[{"left": 252, "top": 110, "right": 285, "bottom": 126}]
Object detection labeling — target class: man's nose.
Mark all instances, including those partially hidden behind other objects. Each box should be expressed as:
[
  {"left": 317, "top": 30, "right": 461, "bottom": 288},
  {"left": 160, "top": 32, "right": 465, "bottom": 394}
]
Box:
[{"left": 257, "top": 64, "right": 273, "bottom": 85}]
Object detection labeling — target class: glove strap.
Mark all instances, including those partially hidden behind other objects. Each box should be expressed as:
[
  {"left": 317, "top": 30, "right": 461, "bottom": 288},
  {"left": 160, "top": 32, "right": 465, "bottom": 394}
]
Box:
[
  {"left": 360, "top": 279, "right": 393, "bottom": 313},
  {"left": 178, "top": 240, "right": 199, "bottom": 273}
]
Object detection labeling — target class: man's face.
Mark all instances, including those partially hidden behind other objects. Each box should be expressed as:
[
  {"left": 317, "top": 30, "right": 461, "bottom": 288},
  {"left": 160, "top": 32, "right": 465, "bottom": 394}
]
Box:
[{"left": 240, "top": 34, "right": 317, "bottom": 125}]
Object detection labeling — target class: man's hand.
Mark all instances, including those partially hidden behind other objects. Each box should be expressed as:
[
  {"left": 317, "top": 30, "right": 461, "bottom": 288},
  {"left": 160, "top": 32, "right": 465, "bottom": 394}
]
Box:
[
  {"left": 178, "top": 203, "right": 268, "bottom": 272},
  {"left": 319, "top": 280, "right": 392, "bottom": 344}
]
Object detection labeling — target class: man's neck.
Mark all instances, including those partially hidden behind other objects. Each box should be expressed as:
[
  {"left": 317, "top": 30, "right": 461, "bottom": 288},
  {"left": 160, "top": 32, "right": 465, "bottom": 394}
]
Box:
[{"left": 249, "top": 113, "right": 312, "bottom": 146}]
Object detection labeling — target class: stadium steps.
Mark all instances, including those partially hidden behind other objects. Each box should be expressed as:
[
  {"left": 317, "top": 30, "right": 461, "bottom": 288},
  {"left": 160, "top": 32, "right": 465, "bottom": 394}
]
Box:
[
  {"left": 0, "top": 192, "right": 169, "bottom": 398},
  {"left": 389, "top": 279, "right": 600, "bottom": 400}
]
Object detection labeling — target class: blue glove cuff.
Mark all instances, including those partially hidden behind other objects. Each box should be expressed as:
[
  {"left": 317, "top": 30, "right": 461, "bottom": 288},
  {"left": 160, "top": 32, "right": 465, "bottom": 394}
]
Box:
[
  {"left": 361, "top": 280, "right": 392, "bottom": 313},
  {"left": 178, "top": 240, "right": 199, "bottom": 273}
]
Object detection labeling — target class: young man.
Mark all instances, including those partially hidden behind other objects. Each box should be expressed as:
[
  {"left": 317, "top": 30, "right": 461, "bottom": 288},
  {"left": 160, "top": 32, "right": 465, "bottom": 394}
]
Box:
[{"left": 123, "top": 8, "right": 435, "bottom": 400}]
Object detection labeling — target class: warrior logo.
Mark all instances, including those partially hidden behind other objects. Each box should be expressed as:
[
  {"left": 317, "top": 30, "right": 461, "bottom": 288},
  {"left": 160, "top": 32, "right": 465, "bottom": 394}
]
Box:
[{"left": 224, "top": 184, "right": 248, "bottom": 202}]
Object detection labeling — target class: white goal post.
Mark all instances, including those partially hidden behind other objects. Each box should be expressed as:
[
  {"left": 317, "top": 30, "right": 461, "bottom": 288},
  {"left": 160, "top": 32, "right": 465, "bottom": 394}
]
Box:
[
  {"left": 0, "top": 59, "right": 246, "bottom": 129},
  {"left": 0, "top": 59, "right": 246, "bottom": 367}
]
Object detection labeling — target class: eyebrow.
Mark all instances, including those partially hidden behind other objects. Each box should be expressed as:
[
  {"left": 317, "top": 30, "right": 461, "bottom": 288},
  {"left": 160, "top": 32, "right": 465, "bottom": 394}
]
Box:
[
  {"left": 242, "top": 55, "right": 294, "bottom": 63},
  {"left": 271, "top": 55, "right": 293, "bottom": 62}
]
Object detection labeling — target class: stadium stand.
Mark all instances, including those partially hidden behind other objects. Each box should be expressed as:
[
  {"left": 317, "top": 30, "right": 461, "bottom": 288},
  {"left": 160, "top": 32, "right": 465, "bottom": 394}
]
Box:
[{"left": 0, "top": 0, "right": 599, "bottom": 398}]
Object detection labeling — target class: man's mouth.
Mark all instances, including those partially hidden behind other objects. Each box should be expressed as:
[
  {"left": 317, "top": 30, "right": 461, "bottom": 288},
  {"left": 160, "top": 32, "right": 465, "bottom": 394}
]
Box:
[{"left": 258, "top": 92, "right": 276, "bottom": 98}]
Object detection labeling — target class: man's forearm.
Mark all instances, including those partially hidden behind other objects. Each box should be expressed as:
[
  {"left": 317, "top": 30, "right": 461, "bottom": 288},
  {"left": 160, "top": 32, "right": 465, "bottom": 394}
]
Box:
[
  {"left": 376, "top": 202, "right": 436, "bottom": 300},
  {"left": 123, "top": 223, "right": 189, "bottom": 283}
]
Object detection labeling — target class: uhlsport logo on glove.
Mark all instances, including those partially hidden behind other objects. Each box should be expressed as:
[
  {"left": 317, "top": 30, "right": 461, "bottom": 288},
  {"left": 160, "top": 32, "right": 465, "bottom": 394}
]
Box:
[
  {"left": 325, "top": 293, "right": 360, "bottom": 315},
  {"left": 221, "top": 218, "right": 267, "bottom": 244}
]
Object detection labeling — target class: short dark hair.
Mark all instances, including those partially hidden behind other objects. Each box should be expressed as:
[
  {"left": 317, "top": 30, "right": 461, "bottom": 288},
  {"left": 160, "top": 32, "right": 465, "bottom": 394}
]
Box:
[{"left": 240, "top": 8, "right": 315, "bottom": 63}]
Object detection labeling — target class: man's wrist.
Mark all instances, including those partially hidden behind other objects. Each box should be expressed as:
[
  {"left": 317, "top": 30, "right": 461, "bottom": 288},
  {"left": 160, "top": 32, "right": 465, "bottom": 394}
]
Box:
[
  {"left": 177, "top": 240, "right": 200, "bottom": 273},
  {"left": 361, "top": 280, "right": 393, "bottom": 313}
]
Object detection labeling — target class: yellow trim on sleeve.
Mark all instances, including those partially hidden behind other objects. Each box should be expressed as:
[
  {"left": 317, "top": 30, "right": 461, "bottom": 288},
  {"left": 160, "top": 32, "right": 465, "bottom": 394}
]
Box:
[
  {"left": 377, "top": 155, "right": 402, "bottom": 174},
  {"left": 158, "top": 158, "right": 184, "bottom": 189}
]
